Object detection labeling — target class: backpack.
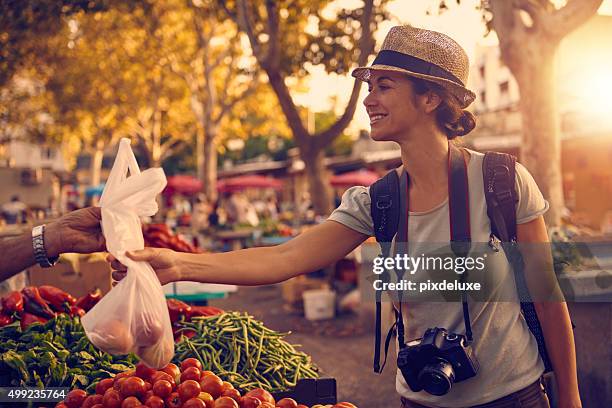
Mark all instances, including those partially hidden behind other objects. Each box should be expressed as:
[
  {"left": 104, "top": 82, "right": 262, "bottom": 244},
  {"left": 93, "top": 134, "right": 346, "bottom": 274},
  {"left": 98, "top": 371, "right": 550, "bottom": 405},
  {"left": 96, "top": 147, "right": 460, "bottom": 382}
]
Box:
[{"left": 369, "top": 151, "right": 553, "bottom": 373}]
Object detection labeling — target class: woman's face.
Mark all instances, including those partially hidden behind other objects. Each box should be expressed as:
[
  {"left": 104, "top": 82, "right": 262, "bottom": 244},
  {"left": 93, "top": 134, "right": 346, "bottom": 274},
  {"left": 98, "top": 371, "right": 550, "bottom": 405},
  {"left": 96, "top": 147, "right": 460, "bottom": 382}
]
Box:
[{"left": 363, "top": 70, "right": 425, "bottom": 142}]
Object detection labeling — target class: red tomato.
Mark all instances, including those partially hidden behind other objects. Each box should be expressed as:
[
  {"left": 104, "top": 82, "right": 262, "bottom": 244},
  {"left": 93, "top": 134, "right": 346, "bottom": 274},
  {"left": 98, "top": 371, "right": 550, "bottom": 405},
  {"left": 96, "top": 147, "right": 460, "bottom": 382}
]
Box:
[
  {"left": 199, "top": 374, "right": 223, "bottom": 399},
  {"left": 121, "top": 396, "right": 141, "bottom": 408},
  {"left": 221, "top": 388, "right": 241, "bottom": 402},
  {"left": 136, "top": 362, "right": 157, "bottom": 381},
  {"left": 239, "top": 396, "right": 262, "bottom": 408},
  {"left": 183, "top": 397, "right": 207, "bottom": 408},
  {"left": 113, "top": 377, "right": 128, "bottom": 392},
  {"left": 213, "top": 396, "right": 239, "bottom": 408},
  {"left": 115, "top": 370, "right": 135, "bottom": 380},
  {"left": 82, "top": 394, "right": 103, "bottom": 408},
  {"left": 333, "top": 403, "right": 358, "bottom": 408},
  {"left": 221, "top": 382, "right": 234, "bottom": 393},
  {"left": 56, "top": 404, "right": 68, "bottom": 408},
  {"left": 197, "top": 392, "right": 215, "bottom": 408},
  {"left": 162, "top": 363, "right": 181, "bottom": 382},
  {"left": 178, "top": 379, "right": 202, "bottom": 402},
  {"left": 296, "top": 405, "right": 309, "bottom": 408},
  {"left": 144, "top": 395, "right": 165, "bottom": 408},
  {"left": 181, "top": 357, "right": 203, "bottom": 372},
  {"left": 102, "top": 388, "right": 122, "bottom": 408},
  {"left": 276, "top": 398, "right": 298, "bottom": 408},
  {"left": 152, "top": 379, "right": 173, "bottom": 399},
  {"left": 151, "top": 371, "right": 176, "bottom": 388},
  {"left": 64, "top": 389, "right": 87, "bottom": 408},
  {"left": 166, "top": 392, "right": 183, "bottom": 408},
  {"left": 95, "top": 378, "right": 114, "bottom": 395},
  {"left": 144, "top": 390, "right": 154, "bottom": 401},
  {"left": 120, "top": 376, "right": 147, "bottom": 398},
  {"left": 257, "top": 403, "right": 275, "bottom": 408},
  {"left": 181, "top": 366, "right": 202, "bottom": 383},
  {"left": 244, "top": 388, "right": 275, "bottom": 405},
  {"left": 200, "top": 370, "right": 215, "bottom": 379},
  {"left": 91, "top": 405, "right": 104, "bottom": 408}
]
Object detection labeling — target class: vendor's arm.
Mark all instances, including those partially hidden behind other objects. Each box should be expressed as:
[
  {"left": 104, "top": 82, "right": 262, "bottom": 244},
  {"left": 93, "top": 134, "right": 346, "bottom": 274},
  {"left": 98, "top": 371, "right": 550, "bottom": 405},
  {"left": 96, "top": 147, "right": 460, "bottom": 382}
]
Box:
[
  {"left": 0, "top": 207, "right": 105, "bottom": 281},
  {"left": 111, "top": 220, "right": 368, "bottom": 286},
  {"left": 517, "top": 216, "right": 581, "bottom": 408}
]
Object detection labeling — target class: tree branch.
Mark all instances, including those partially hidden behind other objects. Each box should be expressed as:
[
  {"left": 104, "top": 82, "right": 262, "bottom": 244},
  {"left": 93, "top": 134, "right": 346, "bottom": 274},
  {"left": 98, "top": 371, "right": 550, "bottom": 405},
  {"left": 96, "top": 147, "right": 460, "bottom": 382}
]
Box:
[
  {"left": 315, "top": 0, "right": 375, "bottom": 148},
  {"left": 548, "top": 0, "right": 603, "bottom": 40},
  {"left": 236, "top": 0, "right": 263, "bottom": 61},
  {"left": 265, "top": 0, "right": 281, "bottom": 71},
  {"left": 489, "top": 0, "right": 528, "bottom": 73}
]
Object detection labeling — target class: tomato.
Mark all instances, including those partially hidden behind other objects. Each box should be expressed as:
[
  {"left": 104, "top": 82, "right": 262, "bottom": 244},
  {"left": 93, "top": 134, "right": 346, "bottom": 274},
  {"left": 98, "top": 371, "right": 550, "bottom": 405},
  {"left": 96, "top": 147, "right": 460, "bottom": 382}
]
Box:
[
  {"left": 213, "top": 396, "right": 239, "bottom": 408},
  {"left": 181, "top": 357, "right": 203, "bottom": 372},
  {"left": 115, "top": 370, "right": 135, "bottom": 380},
  {"left": 221, "top": 382, "right": 234, "bottom": 393},
  {"left": 296, "top": 405, "right": 309, "bottom": 408},
  {"left": 114, "top": 377, "right": 128, "bottom": 392},
  {"left": 121, "top": 396, "right": 141, "bottom": 408},
  {"left": 64, "top": 389, "right": 87, "bottom": 408},
  {"left": 166, "top": 392, "right": 183, "bottom": 408},
  {"left": 144, "top": 390, "right": 154, "bottom": 401},
  {"left": 120, "top": 376, "right": 147, "bottom": 398},
  {"left": 183, "top": 398, "right": 207, "bottom": 408},
  {"left": 91, "top": 404, "right": 104, "bottom": 408},
  {"left": 151, "top": 371, "right": 176, "bottom": 388},
  {"left": 95, "top": 378, "right": 114, "bottom": 395},
  {"left": 239, "top": 396, "right": 261, "bottom": 408},
  {"left": 197, "top": 391, "right": 215, "bottom": 408},
  {"left": 333, "top": 403, "right": 358, "bottom": 408},
  {"left": 244, "top": 388, "right": 275, "bottom": 405},
  {"left": 82, "top": 394, "right": 104, "bottom": 408},
  {"left": 199, "top": 374, "right": 223, "bottom": 399},
  {"left": 56, "top": 404, "right": 68, "bottom": 408},
  {"left": 276, "top": 398, "right": 298, "bottom": 408},
  {"left": 181, "top": 366, "right": 202, "bottom": 383},
  {"left": 102, "top": 389, "right": 122, "bottom": 408},
  {"left": 135, "top": 362, "right": 157, "bottom": 381},
  {"left": 221, "top": 388, "right": 241, "bottom": 402},
  {"left": 200, "top": 370, "right": 215, "bottom": 379},
  {"left": 257, "top": 403, "right": 275, "bottom": 408},
  {"left": 144, "top": 381, "right": 152, "bottom": 391},
  {"left": 162, "top": 363, "right": 181, "bottom": 382},
  {"left": 144, "top": 395, "right": 165, "bottom": 408},
  {"left": 152, "top": 379, "right": 173, "bottom": 398},
  {"left": 178, "top": 379, "right": 202, "bottom": 402}
]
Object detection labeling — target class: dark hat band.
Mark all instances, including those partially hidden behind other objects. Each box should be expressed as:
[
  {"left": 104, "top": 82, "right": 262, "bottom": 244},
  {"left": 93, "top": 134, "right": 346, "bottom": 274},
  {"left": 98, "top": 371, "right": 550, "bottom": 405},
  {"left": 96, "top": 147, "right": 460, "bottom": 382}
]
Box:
[{"left": 371, "top": 50, "right": 464, "bottom": 86}]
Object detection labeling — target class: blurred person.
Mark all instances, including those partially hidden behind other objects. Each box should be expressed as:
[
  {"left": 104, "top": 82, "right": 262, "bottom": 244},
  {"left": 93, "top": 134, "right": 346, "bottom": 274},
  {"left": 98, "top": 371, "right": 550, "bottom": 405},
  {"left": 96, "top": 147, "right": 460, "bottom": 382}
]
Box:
[
  {"left": 110, "top": 26, "right": 579, "bottom": 408},
  {"left": 1, "top": 195, "right": 28, "bottom": 225},
  {"left": 265, "top": 195, "right": 279, "bottom": 221},
  {"left": 192, "top": 194, "right": 211, "bottom": 232},
  {"left": 0, "top": 207, "right": 105, "bottom": 281}
]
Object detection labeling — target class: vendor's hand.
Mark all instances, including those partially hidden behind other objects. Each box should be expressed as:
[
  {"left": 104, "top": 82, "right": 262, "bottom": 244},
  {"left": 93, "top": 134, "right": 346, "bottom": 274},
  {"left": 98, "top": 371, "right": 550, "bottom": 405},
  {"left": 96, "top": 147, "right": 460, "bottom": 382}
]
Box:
[
  {"left": 108, "top": 248, "right": 181, "bottom": 285},
  {"left": 45, "top": 207, "right": 106, "bottom": 257}
]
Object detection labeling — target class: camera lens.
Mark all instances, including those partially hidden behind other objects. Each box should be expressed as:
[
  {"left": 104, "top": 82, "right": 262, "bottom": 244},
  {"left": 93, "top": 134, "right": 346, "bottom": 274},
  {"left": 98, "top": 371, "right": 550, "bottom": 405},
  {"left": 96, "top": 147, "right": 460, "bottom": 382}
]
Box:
[{"left": 418, "top": 359, "right": 455, "bottom": 396}]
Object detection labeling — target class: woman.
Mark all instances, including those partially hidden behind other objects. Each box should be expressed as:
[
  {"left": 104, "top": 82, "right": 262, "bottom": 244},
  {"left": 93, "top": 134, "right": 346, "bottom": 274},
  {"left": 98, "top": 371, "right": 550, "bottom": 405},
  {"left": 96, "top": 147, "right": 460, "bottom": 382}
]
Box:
[{"left": 110, "top": 26, "right": 579, "bottom": 408}]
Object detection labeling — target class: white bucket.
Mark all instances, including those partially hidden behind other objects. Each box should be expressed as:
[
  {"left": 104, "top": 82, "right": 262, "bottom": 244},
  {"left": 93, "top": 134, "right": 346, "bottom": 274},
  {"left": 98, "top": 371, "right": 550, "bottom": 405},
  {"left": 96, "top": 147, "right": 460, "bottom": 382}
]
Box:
[{"left": 302, "top": 289, "right": 336, "bottom": 321}]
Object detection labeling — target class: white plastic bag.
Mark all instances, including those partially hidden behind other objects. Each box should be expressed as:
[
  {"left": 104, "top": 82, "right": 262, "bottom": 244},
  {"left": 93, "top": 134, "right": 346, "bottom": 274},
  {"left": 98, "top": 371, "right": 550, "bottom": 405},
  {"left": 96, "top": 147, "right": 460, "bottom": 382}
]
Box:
[{"left": 81, "top": 138, "right": 174, "bottom": 368}]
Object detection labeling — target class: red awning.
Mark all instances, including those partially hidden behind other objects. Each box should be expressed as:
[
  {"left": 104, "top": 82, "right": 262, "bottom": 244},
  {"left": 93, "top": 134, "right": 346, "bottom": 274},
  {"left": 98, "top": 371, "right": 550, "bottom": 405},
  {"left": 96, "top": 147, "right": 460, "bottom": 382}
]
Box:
[
  {"left": 330, "top": 169, "right": 379, "bottom": 187},
  {"left": 164, "top": 175, "right": 202, "bottom": 195},
  {"left": 217, "top": 175, "right": 283, "bottom": 192}
]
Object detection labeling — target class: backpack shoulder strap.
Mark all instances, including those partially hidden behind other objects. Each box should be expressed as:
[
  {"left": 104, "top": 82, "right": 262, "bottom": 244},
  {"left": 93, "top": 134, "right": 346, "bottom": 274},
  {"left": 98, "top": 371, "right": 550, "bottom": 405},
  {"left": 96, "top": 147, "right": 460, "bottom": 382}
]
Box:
[
  {"left": 482, "top": 152, "right": 553, "bottom": 373},
  {"left": 483, "top": 152, "right": 518, "bottom": 242},
  {"left": 369, "top": 169, "right": 400, "bottom": 373},
  {"left": 370, "top": 169, "right": 401, "bottom": 247}
]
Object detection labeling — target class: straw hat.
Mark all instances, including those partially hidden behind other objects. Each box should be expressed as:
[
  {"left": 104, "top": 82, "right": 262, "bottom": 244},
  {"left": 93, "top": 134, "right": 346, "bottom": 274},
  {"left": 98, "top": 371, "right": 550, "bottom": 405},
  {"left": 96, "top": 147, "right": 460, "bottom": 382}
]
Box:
[{"left": 352, "top": 25, "right": 476, "bottom": 108}]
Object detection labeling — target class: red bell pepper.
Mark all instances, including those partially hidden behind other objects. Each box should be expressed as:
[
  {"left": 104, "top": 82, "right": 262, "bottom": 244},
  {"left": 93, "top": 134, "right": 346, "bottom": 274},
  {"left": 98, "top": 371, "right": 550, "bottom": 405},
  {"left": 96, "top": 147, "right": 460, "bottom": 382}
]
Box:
[
  {"left": 20, "top": 312, "right": 48, "bottom": 330},
  {"left": 166, "top": 299, "right": 191, "bottom": 323},
  {"left": 69, "top": 306, "right": 86, "bottom": 317},
  {"left": 21, "top": 287, "right": 55, "bottom": 319},
  {"left": 187, "top": 305, "right": 224, "bottom": 319},
  {"left": 75, "top": 288, "right": 102, "bottom": 312},
  {"left": 1, "top": 291, "right": 24, "bottom": 314},
  {"left": 38, "top": 285, "right": 76, "bottom": 312}
]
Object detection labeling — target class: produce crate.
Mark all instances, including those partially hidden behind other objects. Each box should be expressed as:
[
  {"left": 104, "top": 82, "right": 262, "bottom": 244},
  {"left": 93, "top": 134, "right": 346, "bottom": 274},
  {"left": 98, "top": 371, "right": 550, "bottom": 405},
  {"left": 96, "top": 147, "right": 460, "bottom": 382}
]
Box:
[{"left": 272, "top": 377, "right": 337, "bottom": 406}]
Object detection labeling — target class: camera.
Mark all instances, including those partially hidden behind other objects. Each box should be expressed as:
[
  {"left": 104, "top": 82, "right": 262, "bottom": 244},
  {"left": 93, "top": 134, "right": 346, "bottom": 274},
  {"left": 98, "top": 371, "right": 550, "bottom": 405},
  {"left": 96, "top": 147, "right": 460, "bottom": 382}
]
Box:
[{"left": 397, "top": 327, "right": 479, "bottom": 396}]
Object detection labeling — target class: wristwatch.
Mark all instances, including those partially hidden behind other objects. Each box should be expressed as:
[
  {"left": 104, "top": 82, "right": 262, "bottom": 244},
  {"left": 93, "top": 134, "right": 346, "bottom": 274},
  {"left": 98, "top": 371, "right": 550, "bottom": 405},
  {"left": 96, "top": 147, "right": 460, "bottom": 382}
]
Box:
[{"left": 32, "top": 224, "right": 59, "bottom": 268}]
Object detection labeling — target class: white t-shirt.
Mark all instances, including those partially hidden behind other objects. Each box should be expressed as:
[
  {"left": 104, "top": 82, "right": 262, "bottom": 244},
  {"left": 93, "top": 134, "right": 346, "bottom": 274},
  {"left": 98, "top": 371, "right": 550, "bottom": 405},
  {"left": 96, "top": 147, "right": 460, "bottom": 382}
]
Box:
[{"left": 328, "top": 148, "right": 549, "bottom": 407}]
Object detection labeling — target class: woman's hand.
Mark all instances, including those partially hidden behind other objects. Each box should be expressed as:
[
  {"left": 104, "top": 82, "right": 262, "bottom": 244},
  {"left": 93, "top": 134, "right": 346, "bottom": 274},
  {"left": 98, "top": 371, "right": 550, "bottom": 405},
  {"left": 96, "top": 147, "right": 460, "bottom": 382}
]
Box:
[{"left": 108, "top": 248, "right": 181, "bottom": 285}]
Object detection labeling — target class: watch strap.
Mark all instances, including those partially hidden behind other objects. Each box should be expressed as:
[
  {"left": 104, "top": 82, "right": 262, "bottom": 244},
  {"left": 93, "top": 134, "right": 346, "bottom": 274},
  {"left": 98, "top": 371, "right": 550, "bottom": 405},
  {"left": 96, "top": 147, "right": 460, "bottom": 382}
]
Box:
[{"left": 32, "top": 224, "right": 59, "bottom": 268}]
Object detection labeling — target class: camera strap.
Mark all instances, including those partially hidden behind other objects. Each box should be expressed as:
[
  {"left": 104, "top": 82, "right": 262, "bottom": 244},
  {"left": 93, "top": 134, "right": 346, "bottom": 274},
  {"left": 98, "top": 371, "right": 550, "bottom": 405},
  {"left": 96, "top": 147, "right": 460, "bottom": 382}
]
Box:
[{"left": 371, "top": 142, "right": 473, "bottom": 373}]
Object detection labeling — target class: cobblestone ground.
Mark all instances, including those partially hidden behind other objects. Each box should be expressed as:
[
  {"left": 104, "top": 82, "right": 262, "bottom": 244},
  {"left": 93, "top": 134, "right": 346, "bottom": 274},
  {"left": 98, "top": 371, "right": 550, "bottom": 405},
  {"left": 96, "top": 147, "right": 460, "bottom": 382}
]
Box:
[{"left": 210, "top": 284, "right": 399, "bottom": 408}]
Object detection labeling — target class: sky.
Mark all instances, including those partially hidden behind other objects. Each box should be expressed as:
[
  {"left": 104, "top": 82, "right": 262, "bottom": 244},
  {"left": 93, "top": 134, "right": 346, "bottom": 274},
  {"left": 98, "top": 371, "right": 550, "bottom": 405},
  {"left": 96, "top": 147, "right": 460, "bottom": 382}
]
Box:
[{"left": 294, "top": 0, "right": 612, "bottom": 133}]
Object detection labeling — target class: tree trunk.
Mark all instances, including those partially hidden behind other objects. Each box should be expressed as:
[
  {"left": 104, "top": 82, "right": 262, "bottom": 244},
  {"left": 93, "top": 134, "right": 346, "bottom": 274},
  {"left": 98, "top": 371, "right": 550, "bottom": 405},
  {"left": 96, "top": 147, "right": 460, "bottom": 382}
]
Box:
[
  {"left": 511, "top": 43, "right": 564, "bottom": 227},
  {"left": 196, "top": 125, "right": 205, "bottom": 182},
  {"left": 203, "top": 125, "right": 218, "bottom": 202},
  {"left": 90, "top": 140, "right": 104, "bottom": 187},
  {"left": 303, "top": 149, "right": 332, "bottom": 216}
]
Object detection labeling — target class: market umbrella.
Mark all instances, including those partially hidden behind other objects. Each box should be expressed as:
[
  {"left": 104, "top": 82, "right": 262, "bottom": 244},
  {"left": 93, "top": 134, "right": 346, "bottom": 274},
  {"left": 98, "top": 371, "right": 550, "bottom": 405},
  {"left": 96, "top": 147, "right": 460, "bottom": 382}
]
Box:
[
  {"left": 164, "top": 175, "right": 202, "bottom": 195},
  {"left": 330, "top": 169, "right": 379, "bottom": 187},
  {"left": 217, "top": 174, "right": 283, "bottom": 192}
]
